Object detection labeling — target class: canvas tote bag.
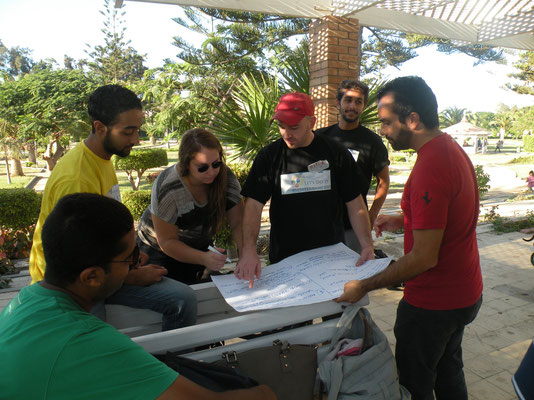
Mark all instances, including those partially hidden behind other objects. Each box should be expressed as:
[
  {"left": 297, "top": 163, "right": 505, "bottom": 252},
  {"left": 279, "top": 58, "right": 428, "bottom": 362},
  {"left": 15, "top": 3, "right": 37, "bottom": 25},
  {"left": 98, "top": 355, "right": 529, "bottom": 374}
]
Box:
[{"left": 318, "top": 305, "right": 411, "bottom": 400}]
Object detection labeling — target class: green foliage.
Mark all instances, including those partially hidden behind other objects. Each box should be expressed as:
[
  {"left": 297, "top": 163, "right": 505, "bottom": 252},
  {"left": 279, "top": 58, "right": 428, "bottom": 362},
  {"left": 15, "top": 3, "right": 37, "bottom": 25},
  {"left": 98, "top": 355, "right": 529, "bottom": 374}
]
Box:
[
  {"left": 84, "top": 0, "right": 147, "bottom": 84},
  {"left": 0, "top": 188, "right": 41, "bottom": 229},
  {"left": 524, "top": 135, "right": 534, "bottom": 152},
  {"left": 512, "top": 106, "right": 534, "bottom": 137},
  {"left": 277, "top": 40, "right": 309, "bottom": 94},
  {"left": 0, "top": 40, "right": 34, "bottom": 81},
  {"left": 139, "top": 63, "right": 210, "bottom": 141},
  {"left": 122, "top": 190, "right": 151, "bottom": 221},
  {"left": 113, "top": 148, "right": 168, "bottom": 190},
  {"left": 208, "top": 74, "right": 280, "bottom": 163},
  {"left": 174, "top": 8, "right": 309, "bottom": 73},
  {"left": 506, "top": 51, "right": 533, "bottom": 95},
  {"left": 475, "top": 165, "right": 490, "bottom": 197},
  {"left": 359, "top": 80, "right": 388, "bottom": 128},
  {"left": 484, "top": 206, "right": 534, "bottom": 233},
  {"left": 213, "top": 222, "right": 232, "bottom": 248},
  {"left": 0, "top": 68, "right": 97, "bottom": 170},
  {"left": 228, "top": 162, "right": 251, "bottom": 188},
  {"left": 0, "top": 257, "right": 16, "bottom": 287},
  {"left": 507, "top": 190, "right": 534, "bottom": 202},
  {"left": 439, "top": 107, "right": 466, "bottom": 129},
  {"left": 508, "top": 155, "right": 534, "bottom": 164},
  {"left": 466, "top": 111, "right": 497, "bottom": 133},
  {"left": 361, "top": 30, "right": 504, "bottom": 76}
]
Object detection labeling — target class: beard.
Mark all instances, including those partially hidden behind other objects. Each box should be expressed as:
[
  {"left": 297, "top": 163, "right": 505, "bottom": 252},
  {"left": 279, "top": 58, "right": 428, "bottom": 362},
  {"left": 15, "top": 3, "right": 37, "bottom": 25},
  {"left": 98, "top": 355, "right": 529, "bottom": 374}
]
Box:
[
  {"left": 103, "top": 130, "right": 132, "bottom": 157},
  {"left": 388, "top": 126, "right": 413, "bottom": 151},
  {"left": 340, "top": 109, "right": 359, "bottom": 123}
]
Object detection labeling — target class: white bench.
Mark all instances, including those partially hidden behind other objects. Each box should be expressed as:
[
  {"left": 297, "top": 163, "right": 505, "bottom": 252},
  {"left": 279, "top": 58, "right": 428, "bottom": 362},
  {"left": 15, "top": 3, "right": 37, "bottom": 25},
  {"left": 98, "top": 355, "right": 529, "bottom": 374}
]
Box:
[{"left": 106, "top": 282, "right": 369, "bottom": 362}]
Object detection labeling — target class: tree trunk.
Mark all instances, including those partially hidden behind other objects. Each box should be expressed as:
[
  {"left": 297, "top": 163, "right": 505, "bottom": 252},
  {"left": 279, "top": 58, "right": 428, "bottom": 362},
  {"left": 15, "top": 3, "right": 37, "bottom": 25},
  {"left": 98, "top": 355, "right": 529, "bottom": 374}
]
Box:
[
  {"left": 8, "top": 147, "right": 24, "bottom": 176},
  {"left": 27, "top": 141, "right": 37, "bottom": 164},
  {"left": 10, "top": 158, "right": 24, "bottom": 176},
  {"left": 150, "top": 135, "right": 156, "bottom": 146},
  {"left": 4, "top": 147, "right": 11, "bottom": 185},
  {"left": 42, "top": 138, "right": 65, "bottom": 171}
]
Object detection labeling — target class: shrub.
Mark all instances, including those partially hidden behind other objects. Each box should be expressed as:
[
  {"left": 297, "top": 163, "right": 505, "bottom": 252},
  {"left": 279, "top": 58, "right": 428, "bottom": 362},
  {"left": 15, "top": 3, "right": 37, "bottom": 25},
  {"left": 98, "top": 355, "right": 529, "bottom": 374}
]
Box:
[
  {"left": 228, "top": 162, "right": 251, "bottom": 188},
  {"left": 122, "top": 190, "right": 151, "bottom": 221},
  {"left": 113, "top": 149, "right": 168, "bottom": 190},
  {"left": 213, "top": 222, "right": 233, "bottom": 248},
  {"left": 0, "top": 188, "right": 41, "bottom": 229},
  {"left": 483, "top": 206, "right": 534, "bottom": 233},
  {"left": 475, "top": 165, "right": 490, "bottom": 197},
  {"left": 0, "top": 226, "right": 35, "bottom": 259},
  {"left": 523, "top": 135, "right": 534, "bottom": 152},
  {"left": 508, "top": 155, "right": 534, "bottom": 165}
]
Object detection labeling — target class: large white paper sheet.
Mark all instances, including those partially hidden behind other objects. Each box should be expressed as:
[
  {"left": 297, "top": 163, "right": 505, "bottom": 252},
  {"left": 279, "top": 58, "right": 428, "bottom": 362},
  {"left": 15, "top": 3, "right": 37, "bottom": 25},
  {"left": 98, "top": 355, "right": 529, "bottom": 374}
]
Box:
[{"left": 211, "top": 242, "right": 392, "bottom": 312}]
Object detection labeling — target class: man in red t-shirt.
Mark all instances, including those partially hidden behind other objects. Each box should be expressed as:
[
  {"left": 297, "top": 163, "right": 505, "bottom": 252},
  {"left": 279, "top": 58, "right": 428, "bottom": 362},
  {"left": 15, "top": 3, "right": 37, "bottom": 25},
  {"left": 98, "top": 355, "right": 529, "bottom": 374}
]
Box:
[{"left": 337, "top": 76, "right": 482, "bottom": 400}]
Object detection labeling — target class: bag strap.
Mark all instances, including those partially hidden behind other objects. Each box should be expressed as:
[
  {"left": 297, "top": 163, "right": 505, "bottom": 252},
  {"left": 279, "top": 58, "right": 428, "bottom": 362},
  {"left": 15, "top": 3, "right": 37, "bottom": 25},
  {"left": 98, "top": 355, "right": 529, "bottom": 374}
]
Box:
[
  {"left": 358, "top": 309, "right": 375, "bottom": 354},
  {"left": 329, "top": 304, "right": 362, "bottom": 349}
]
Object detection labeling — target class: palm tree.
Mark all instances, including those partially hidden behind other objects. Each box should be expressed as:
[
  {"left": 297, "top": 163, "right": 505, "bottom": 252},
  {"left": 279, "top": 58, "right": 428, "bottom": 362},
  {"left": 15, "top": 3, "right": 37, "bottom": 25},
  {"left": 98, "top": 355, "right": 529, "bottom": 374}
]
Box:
[
  {"left": 439, "top": 107, "right": 466, "bottom": 128},
  {"left": 208, "top": 74, "right": 281, "bottom": 163},
  {"left": 491, "top": 112, "right": 515, "bottom": 138}
]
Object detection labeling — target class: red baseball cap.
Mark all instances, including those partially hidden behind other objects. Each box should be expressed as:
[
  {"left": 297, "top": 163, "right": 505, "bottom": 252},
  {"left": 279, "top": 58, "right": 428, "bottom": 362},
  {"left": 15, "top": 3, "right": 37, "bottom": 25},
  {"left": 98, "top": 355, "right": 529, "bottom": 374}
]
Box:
[{"left": 272, "top": 92, "right": 315, "bottom": 126}]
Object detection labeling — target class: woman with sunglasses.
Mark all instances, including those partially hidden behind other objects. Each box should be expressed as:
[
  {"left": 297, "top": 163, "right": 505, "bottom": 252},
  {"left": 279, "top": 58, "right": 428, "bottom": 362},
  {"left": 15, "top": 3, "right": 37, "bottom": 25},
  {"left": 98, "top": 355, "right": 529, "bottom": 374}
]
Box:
[{"left": 136, "top": 128, "right": 244, "bottom": 284}]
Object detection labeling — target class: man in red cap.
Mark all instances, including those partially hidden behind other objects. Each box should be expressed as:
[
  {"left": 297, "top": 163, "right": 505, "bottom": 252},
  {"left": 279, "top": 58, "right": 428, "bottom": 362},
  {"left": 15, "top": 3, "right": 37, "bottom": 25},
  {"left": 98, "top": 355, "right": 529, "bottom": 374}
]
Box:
[{"left": 235, "top": 92, "right": 375, "bottom": 288}]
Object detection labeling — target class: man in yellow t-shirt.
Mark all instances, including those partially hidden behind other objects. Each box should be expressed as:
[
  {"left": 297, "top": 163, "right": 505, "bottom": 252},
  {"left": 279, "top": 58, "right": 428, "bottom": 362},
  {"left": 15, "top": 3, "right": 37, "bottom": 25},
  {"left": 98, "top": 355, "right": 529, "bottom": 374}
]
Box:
[{"left": 29, "top": 85, "right": 197, "bottom": 331}]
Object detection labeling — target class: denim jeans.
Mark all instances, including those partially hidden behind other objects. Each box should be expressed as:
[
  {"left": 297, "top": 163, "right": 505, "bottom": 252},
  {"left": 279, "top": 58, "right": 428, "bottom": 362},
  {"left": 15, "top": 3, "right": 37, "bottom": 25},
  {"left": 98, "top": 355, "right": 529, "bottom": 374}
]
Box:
[
  {"left": 394, "top": 295, "right": 482, "bottom": 400},
  {"left": 93, "top": 277, "right": 197, "bottom": 331}
]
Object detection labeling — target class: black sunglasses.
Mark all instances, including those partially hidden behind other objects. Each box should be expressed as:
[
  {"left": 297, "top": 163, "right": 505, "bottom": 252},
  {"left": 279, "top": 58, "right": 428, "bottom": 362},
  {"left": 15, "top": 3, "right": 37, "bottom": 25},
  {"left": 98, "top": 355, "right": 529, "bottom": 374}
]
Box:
[
  {"left": 197, "top": 160, "right": 223, "bottom": 173},
  {"left": 106, "top": 244, "right": 140, "bottom": 271}
]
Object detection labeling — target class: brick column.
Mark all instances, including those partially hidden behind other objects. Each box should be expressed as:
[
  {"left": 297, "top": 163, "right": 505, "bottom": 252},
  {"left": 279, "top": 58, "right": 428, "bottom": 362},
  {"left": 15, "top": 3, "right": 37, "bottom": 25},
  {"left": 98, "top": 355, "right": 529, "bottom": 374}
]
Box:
[{"left": 309, "top": 16, "right": 360, "bottom": 129}]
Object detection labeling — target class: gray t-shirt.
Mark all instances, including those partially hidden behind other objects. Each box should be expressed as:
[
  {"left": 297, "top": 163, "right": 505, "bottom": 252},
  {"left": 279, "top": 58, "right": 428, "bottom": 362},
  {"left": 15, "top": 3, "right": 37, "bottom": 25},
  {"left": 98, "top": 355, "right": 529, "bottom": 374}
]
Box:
[{"left": 137, "top": 165, "right": 241, "bottom": 251}]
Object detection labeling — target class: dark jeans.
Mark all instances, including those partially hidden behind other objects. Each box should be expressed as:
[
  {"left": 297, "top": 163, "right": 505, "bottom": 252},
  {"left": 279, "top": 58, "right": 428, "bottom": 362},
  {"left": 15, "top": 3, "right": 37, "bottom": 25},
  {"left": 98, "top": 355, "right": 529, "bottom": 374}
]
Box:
[
  {"left": 139, "top": 241, "right": 206, "bottom": 285},
  {"left": 394, "top": 296, "right": 482, "bottom": 400}
]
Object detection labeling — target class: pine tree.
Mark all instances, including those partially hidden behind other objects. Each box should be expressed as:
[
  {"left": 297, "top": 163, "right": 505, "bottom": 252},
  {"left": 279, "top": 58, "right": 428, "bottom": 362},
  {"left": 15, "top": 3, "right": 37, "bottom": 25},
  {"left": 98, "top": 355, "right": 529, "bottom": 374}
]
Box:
[{"left": 85, "top": 0, "right": 147, "bottom": 84}]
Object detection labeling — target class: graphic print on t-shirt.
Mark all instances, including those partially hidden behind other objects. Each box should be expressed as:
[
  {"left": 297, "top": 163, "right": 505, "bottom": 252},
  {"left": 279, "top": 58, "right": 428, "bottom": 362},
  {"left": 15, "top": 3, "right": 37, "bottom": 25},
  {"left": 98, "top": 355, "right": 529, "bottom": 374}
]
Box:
[
  {"left": 280, "top": 170, "right": 331, "bottom": 195},
  {"left": 349, "top": 149, "right": 360, "bottom": 162}
]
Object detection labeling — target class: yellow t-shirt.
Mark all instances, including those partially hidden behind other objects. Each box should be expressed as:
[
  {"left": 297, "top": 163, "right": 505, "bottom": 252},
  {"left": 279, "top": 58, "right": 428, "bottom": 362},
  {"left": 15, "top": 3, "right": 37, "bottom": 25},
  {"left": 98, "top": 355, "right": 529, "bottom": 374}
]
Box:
[{"left": 29, "top": 142, "right": 121, "bottom": 283}]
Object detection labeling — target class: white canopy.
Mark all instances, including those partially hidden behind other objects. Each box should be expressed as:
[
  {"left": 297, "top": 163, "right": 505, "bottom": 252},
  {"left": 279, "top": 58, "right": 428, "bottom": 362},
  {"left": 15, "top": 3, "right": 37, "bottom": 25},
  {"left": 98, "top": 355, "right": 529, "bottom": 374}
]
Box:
[
  {"left": 443, "top": 119, "right": 493, "bottom": 137},
  {"left": 117, "top": 0, "right": 534, "bottom": 50}
]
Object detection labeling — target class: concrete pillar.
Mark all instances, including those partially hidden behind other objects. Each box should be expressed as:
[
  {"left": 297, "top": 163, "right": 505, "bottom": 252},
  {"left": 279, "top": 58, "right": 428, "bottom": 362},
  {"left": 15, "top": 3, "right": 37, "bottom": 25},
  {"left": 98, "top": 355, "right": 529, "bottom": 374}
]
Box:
[{"left": 309, "top": 16, "right": 360, "bottom": 129}]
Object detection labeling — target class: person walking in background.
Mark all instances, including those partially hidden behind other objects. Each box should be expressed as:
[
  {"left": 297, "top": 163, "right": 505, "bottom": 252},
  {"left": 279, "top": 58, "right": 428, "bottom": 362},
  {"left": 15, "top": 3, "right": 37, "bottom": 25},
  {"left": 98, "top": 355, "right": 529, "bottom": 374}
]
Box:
[
  {"left": 28, "top": 85, "right": 197, "bottom": 331},
  {"left": 136, "top": 128, "right": 244, "bottom": 285},
  {"left": 337, "top": 76, "right": 483, "bottom": 400}
]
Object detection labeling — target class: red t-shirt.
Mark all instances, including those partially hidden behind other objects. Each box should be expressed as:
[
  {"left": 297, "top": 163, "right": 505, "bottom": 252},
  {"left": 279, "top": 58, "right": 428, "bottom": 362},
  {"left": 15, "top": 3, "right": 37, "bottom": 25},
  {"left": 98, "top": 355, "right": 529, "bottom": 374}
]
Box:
[{"left": 401, "top": 134, "right": 483, "bottom": 310}]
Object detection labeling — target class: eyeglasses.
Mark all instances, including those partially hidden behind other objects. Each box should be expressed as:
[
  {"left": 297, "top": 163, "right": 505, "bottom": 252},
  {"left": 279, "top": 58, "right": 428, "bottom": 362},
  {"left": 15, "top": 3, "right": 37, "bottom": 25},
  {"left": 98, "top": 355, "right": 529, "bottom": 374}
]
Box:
[
  {"left": 197, "top": 160, "right": 223, "bottom": 173},
  {"left": 106, "top": 244, "right": 140, "bottom": 270}
]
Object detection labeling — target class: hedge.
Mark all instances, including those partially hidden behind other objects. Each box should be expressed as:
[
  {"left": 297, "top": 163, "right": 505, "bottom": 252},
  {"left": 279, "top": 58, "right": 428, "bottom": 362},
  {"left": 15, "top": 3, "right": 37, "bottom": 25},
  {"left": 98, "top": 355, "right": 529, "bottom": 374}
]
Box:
[
  {"left": 0, "top": 188, "right": 41, "bottom": 229},
  {"left": 113, "top": 148, "right": 168, "bottom": 172},
  {"left": 122, "top": 190, "right": 151, "bottom": 221}
]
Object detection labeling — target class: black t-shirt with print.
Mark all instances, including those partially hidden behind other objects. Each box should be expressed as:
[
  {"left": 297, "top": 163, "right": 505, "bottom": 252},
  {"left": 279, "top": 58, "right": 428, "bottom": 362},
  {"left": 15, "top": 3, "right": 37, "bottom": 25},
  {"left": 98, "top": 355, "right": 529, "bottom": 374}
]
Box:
[
  {"left": 316, "top": 123, "right": 389, "bottom": 201},
  {"left": 242, "top": 133, "right": 366, "bottom": 263}
]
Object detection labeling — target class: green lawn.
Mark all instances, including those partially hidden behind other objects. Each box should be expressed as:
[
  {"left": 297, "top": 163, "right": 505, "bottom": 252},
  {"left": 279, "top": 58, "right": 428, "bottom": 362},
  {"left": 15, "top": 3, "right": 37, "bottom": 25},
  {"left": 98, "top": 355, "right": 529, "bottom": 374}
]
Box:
[{"left": 0, "top": 175, "right": 33, "bottom": 189}]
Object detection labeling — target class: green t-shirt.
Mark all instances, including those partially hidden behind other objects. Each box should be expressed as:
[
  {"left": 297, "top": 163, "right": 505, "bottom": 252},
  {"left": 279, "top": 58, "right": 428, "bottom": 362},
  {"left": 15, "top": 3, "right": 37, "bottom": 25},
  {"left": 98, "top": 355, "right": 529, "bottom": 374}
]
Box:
[{"left": 0, "top": 284, "right": 178, "bottom": 400}]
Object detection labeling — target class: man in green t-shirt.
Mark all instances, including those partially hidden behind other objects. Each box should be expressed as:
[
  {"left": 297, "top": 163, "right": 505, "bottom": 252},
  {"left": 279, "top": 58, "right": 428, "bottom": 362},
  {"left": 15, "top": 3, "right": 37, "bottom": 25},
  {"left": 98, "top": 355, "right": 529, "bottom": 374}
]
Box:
[{"left": 0, "top": 193, "right": 274, "bottom": 400}]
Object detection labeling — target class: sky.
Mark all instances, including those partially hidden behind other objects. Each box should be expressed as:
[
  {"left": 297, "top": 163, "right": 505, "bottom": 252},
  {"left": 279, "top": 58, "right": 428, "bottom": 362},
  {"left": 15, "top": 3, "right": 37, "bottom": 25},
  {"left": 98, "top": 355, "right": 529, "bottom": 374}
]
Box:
[{"left": 0, "top": 0, "right": 532, "bottom": 113}]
